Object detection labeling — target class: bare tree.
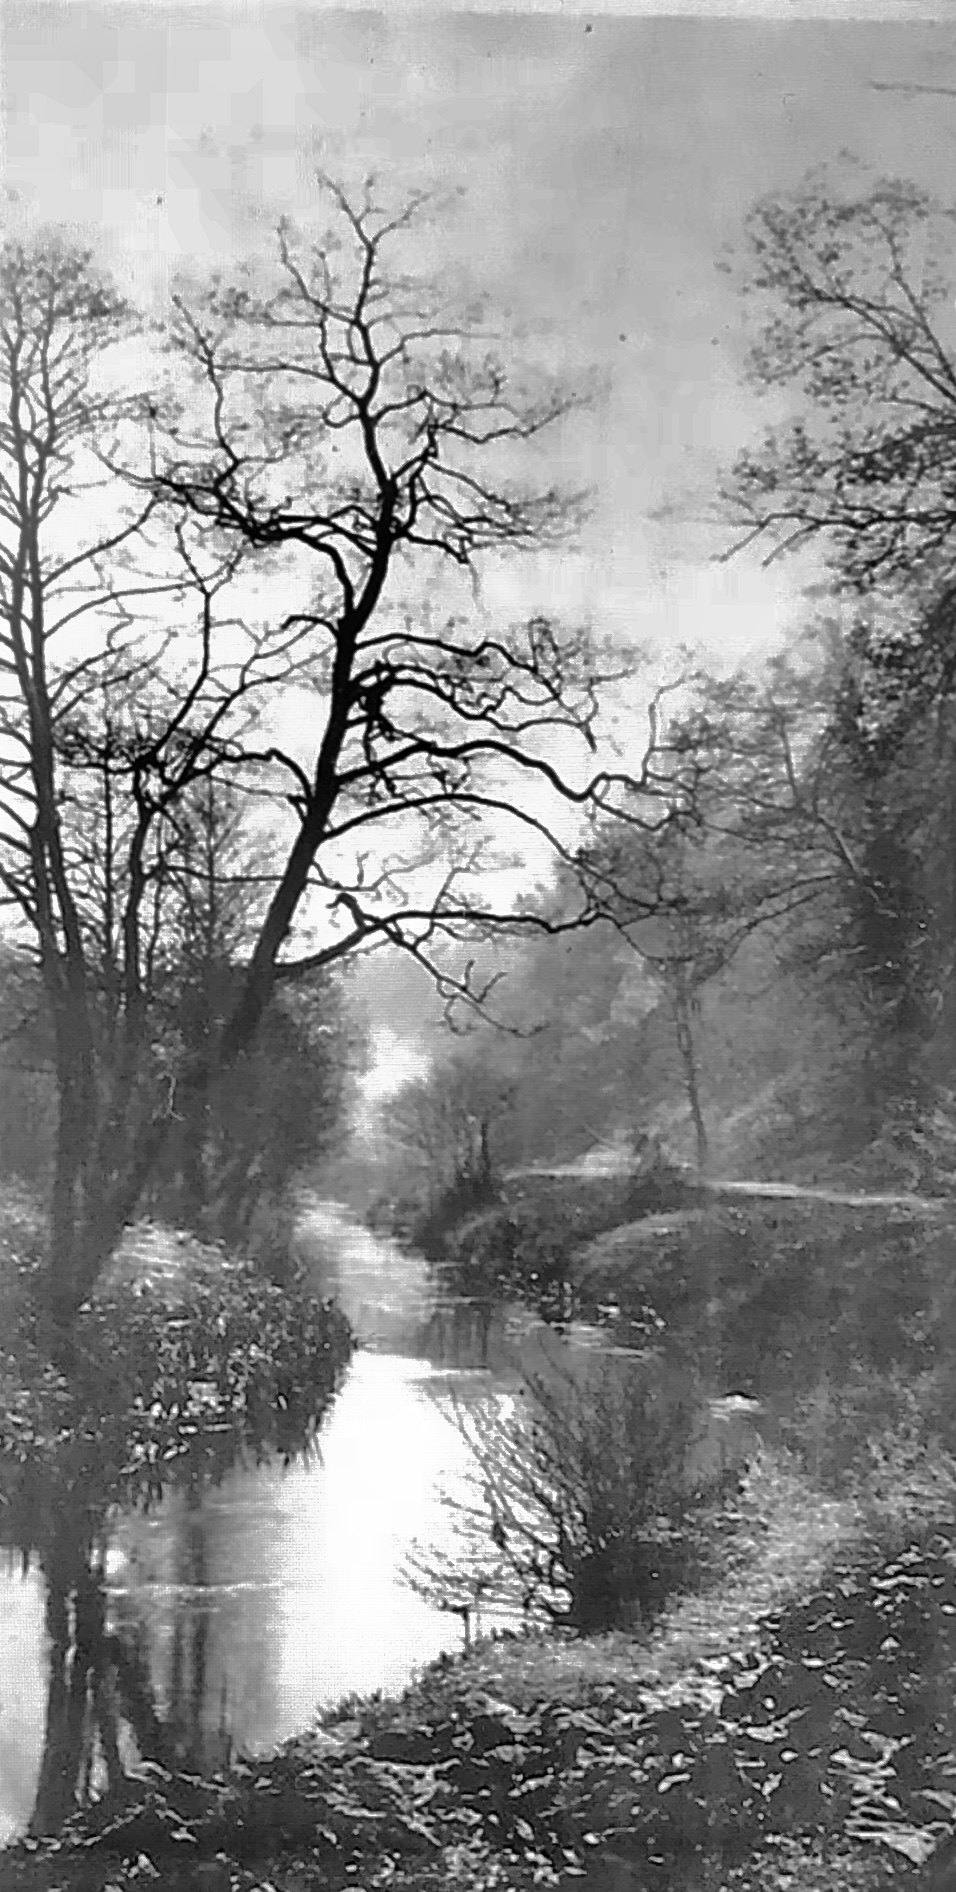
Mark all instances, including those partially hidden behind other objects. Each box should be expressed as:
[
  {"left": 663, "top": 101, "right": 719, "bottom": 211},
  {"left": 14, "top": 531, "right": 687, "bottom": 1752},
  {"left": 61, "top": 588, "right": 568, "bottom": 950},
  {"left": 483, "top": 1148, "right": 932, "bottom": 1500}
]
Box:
[
  {"left": 403, "top": 1347, "right": 712, "bottom": 1635},
  {"left": 0, "top": 235, "right": 314, "bottom": 1336},
  {"left": 1, "top": 184, "right": 692, "bottom": 1344},
  {"left": 577, "top": 646, "right": 861, "bottom": 1167},
  {"left": 716, "top": 162, "right": 956, "bottom": 1121},
  {"left": 721, "top": 166, "right": 956, "bottom": 604},
  {"left": 123, "top": 183, "right": 688, "bottom": 1198},
  {"left": 390, "top": 1047, "right": 518, "bottom": 1202}
]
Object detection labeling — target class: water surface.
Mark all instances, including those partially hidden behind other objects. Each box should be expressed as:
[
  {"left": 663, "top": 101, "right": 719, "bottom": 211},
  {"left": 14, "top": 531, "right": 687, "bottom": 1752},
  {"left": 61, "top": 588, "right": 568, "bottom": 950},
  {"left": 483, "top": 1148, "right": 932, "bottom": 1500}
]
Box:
[{"left": 0, "top": 1200, "right": 512, "bottom": 1845}]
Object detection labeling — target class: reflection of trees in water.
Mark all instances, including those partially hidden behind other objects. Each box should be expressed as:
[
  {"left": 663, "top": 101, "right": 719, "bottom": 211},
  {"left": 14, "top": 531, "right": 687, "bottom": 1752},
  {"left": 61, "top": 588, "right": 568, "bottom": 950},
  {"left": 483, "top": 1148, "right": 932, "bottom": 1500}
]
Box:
[
  {"left": 166, "top": 1494, "right": 212, "bottom": 1765},
  {"left": 420, "top": 1274, "right": 508, "bottom": 1370},
  {"left": 23, "top": 1490, "right": 232, "bottom": 1839},
  {"left": 30, "top": 1538, "right": 121, "bottom": 1836}
]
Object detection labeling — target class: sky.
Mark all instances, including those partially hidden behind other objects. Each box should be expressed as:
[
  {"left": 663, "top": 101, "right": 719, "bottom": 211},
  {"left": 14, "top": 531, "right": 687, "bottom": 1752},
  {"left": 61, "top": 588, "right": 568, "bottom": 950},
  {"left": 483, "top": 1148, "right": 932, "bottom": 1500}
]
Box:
[
  {"left": 5, "top": 2, "right": 956, "bottom": 1078},
  {"left": 8, "top": 4, "right": 956, "bottom": 670}
]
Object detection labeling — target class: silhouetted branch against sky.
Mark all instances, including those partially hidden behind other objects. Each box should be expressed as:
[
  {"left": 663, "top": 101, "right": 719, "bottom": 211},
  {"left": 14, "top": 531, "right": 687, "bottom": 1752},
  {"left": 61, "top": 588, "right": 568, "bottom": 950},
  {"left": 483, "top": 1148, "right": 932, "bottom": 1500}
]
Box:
[
  {"left": 101, "top": 173, "right": 713, "bottom": 997},
  {"left": 719, "top": 162, "right": 956, "bottom": 597},
  {"left": 5, "top": 4, "right": 956, "bottom": 1071}
]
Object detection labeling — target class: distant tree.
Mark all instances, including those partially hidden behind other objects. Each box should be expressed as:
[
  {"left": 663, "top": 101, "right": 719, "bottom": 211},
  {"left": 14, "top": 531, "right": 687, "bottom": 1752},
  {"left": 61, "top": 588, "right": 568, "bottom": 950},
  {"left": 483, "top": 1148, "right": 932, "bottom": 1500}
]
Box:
[
  {"left": 485, "top": 910, "right": 659, "bottom": 1164},
  {"left": 719, "top": 163, "right": 956, "bottom": 1131},
  {"left": 390, "top": 1046, "right": 517, "bottom": 1207},
  {"left": 723, "top": 165, "right": 956, "bottom": 602},
  {"left": 619, "top": 829, "right": 729, "bottom": 1172},
  {"left": 579, "top": 648, "right": 845, "bottom": 1166}
]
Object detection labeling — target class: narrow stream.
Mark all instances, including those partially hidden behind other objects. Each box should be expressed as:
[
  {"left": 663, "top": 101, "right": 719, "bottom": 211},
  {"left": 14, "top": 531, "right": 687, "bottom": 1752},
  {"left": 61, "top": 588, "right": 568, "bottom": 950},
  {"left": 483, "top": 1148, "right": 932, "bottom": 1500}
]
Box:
[{"left": 0, "top": 1203, "right": 515, "bottom": 1845}]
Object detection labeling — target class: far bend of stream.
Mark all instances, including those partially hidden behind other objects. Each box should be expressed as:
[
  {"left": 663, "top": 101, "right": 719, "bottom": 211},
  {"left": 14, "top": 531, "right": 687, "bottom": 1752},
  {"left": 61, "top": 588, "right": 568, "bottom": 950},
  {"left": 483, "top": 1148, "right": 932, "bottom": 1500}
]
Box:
[{"left": 0, "top": 1201, "right": 522, "bottom": 1847}]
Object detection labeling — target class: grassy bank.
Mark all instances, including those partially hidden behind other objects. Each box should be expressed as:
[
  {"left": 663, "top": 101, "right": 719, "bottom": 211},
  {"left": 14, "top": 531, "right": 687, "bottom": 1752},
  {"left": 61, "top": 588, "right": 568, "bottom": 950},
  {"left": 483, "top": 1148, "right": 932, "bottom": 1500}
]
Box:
[
  {"left": 5, "top": 1440, "right": 950, "bottom": 1892},
  {"left": 5, "top": 1179, "right": 956, "bottom": 1890}
]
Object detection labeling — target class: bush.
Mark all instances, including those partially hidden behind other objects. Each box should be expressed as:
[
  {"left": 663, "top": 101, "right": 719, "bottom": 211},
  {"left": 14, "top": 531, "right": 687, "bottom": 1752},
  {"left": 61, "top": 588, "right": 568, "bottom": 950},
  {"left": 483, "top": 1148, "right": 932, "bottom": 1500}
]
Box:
[
  {"left": 414, "top": 1161, "right": 701, "bottom": 1336},
  {"left": 405, "top": 1345, "right": 719, "bottom": 1635},
  {"left": 0, "top": 1202, "right": 356, "bottom": 1558},
  {"left": 408, "top": 1171, "right": 500, "bottom": 1262},
  {"left": 578, "top": 1197, "right": 947, "bottom": 1397},
  {"left": 777, "top": 1364, "right": 956, "bottom": 1518}
]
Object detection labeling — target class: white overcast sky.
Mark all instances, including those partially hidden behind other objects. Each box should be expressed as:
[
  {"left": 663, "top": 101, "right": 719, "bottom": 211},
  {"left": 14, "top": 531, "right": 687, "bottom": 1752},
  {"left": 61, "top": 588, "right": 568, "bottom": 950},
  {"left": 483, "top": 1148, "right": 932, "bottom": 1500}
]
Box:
[
  {"left": 6, "top": 3, "right": 956, "bottom": 670},
  {"left": 5, "top": 2, "right": 956, "bottom": 1074}
]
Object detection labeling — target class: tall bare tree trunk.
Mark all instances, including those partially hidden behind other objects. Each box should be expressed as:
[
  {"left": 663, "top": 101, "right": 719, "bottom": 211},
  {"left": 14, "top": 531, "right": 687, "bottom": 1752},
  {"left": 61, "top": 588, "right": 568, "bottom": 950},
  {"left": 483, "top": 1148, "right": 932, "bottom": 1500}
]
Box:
[
  {"left": 46, "top": 983, "right": 101, "bottom": 1336},
  {"left": 671, "top": 972, "right": 708, "bottom": 1174}
]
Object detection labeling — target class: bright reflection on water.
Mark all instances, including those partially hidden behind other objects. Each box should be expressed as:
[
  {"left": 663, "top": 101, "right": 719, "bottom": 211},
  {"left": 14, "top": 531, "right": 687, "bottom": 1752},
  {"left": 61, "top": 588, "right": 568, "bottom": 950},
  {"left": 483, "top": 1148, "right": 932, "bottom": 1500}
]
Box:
[
  {"left": 105, "top": 1353, "right": 501, "bottom": 1748},
  {"left": 0, "top": 1198, "right": 516, "bottom": 1849},
  {"left": 0, "top": 1565, "right": 47, "bottom": 1844}
]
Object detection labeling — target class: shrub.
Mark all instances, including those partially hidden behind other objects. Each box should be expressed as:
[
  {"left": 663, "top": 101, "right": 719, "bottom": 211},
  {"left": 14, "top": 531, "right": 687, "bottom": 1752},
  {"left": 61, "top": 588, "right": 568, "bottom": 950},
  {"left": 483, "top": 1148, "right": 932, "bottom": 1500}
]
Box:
[
  {"left": 775, "top": 1364, "right": 956, "bottom": 1521},
  {"left": 409, "top": 1171, "right": 500, "bottom": 1263},
  {"left": 0, "top": 1204, "right": 355, "bottom": 1559},
  {"left": 405, "top": 1345, "right": 718, "bottom": 1635},
  {"left": 579, "top": 1198, "right": 946, "bottom": 1397}
]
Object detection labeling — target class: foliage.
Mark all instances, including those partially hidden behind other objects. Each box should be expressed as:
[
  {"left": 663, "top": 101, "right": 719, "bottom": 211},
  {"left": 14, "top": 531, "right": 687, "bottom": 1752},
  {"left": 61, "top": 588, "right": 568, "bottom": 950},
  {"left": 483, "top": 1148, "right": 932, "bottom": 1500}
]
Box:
[
  {"left": 389, "top": 1047, "right": 518, "bottom": 1205},
  {"left": 401, "top": 1159, "right": 699, "bottom": 1338},
  {"left": 148, "top": 967, "right": 355, "bottom": 1252},
  {"left": 579, "top": 1198, "right": 944, "bottom": 1399},
  {"left": 409, "top": 1173, "right": 502, "bottom": 1265},
  {"left": 442, "top": 1202, "right": 571, "bottom": 1326},
  {"left": 404, "top": 1348, "right": 718, "bottom": 1636},
  {"left": 17, "top": 1500, "right": 956, "bottom": 1891},
  {"left": 724, "top": 164, "right": 956, "bottom": 597},
  {"left": 0, "top": 1205, "right": 354, "bottom": 1557},
  {"left": 776, "top": 1365, "right": 956, "bottom": 1524}
]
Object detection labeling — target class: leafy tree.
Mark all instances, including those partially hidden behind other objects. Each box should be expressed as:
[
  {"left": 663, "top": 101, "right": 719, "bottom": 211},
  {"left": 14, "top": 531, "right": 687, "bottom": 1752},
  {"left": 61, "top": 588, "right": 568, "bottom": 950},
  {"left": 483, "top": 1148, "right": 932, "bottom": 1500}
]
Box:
[{"left": 601, "top": 827, "right": 729, "bottom": 1172}]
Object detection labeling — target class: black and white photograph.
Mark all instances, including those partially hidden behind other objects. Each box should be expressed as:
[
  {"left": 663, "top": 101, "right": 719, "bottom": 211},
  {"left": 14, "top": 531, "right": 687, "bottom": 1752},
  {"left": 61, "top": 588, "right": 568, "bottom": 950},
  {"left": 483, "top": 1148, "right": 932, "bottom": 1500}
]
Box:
[{"left": 4, "top": 2, "right": 956, "bottom": 1887}]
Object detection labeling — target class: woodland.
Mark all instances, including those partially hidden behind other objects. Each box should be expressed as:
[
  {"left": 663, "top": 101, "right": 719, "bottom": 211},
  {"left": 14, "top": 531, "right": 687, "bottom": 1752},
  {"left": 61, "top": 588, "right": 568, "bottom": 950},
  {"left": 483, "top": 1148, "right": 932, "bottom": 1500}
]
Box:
[{"left": 4, "top": 159, "right": 956, "bottom": 1890}]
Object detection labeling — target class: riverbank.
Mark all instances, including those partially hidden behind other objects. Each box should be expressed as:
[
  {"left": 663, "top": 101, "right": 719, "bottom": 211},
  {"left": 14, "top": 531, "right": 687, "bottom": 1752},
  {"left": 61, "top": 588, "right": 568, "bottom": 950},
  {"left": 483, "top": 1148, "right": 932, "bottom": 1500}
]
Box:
[
  {"left": 4, "top": 1184, "right": 954, "bottom": 1889},
  {"left": 4, "top": 1444, "right": 947, "bottom": 1892}
]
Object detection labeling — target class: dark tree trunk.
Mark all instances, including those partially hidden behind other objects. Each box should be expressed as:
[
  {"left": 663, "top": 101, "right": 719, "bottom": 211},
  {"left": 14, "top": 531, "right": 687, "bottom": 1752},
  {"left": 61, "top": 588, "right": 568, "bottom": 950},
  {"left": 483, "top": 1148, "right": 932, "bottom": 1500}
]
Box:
[
  {"left": 672, "top": 984, "right": 708, "bottom": 1175},
  {"left": 46, "top": 991, "right": 101, "bottom": 1333},
  {"left": 28, "top": 1540, "right": 106, "bottom": 1837},
  {"left": 478, "top": 1117, "right": 492, "bottom": 1187}
]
